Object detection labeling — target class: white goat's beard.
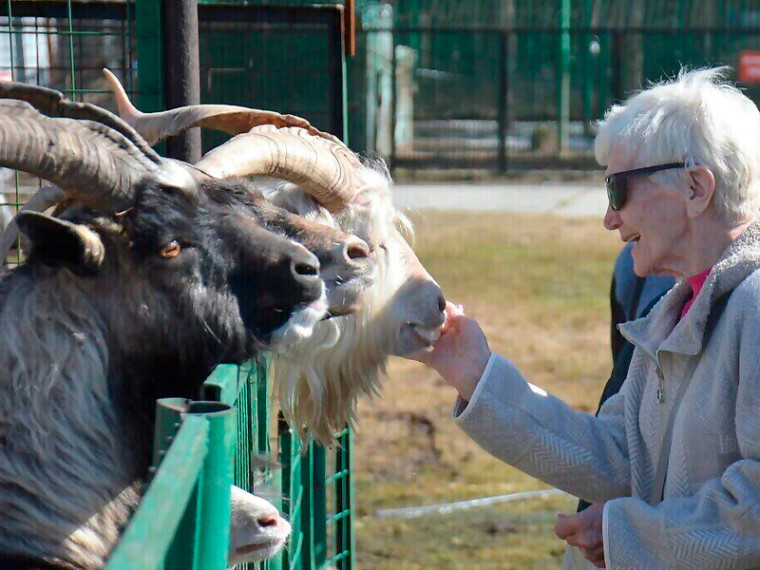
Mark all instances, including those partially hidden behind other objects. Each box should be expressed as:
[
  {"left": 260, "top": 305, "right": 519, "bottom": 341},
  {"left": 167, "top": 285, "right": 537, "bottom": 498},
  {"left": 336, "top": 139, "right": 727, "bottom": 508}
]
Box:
[{"left": 270, "top": 290, "right": 329, "bottom": 345}]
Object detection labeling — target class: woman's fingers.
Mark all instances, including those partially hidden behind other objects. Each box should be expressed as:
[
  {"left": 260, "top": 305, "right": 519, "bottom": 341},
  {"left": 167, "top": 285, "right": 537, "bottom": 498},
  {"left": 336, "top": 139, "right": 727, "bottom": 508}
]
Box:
[{"left": 554, "top": 513, "right": 579, "bottom": 539}]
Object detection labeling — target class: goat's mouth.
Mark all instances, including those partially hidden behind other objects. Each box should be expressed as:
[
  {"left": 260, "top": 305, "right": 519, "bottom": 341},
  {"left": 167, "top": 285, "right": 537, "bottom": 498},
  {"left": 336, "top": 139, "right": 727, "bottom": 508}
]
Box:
[
  {"left": 323, "top": 275, "right": 371, "bottom": 317},
  {"left": 232, "top": 535, "right": 289, "bottom": 564},
  {"left": 393, "top": 322, "right": 444, "bottom": 356},
  {"left": 235, "top": 536, "right": 287, "bottom": 555},
  {"left": 623, "top": 233, "right": 640, "bottom": 243},
  {"left": 270, "top": 293, "right": 329, "bottom": 345},
  {"left": 410, "top": 323, "right": 442, "bottom": 345}
]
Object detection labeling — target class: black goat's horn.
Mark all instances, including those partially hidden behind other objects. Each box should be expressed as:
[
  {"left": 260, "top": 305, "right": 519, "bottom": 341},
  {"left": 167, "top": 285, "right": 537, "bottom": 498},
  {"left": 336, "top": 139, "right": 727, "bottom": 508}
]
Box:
[
  {"left": 103, "top": 68, "right": 342, "bottom": 146},
  {"left": 104, "top": 68, "right": 361, "bottom": 212},
  {"left": 0, "top": 84, "right": 163, "bottom": 212}
]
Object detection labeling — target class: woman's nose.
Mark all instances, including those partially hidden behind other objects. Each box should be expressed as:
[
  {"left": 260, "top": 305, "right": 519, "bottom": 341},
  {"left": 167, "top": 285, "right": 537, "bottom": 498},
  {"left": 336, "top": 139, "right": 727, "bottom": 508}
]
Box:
[{"left": 603, "top": 206, "right": 621, "bottom": 231}]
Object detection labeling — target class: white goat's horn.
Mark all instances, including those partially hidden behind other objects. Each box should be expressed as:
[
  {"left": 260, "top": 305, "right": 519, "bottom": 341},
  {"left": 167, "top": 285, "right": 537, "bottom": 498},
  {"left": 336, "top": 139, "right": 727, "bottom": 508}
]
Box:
[
  {"left": 0, "top": 185, "right": 66, "bottom": 264},
  {"left": 196, "top": 125, "right": 363, "bottom": 212},
  {"left": 103, "top": 68, "right": 342, "bottom": 146}
]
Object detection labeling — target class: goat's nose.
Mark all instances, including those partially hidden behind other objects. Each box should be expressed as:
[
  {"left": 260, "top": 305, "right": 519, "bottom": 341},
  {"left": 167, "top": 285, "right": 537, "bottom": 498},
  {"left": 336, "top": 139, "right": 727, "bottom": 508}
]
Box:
[
  {"left": 437, "top": 293, "right": 446, "bottom": 313},
  {"left": 342, "top": 235, "right": 370, "bottom": 263},
  {"left": 290, "top": 248, "right": 320, "bottom": 285},
  {"left": 258, "top": 513, "right": 280, "bottom": 529}
]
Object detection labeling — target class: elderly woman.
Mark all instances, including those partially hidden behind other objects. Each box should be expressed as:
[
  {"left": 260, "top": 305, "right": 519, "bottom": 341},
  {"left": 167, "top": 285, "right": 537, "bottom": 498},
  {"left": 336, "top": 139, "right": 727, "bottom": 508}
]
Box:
[{"left": 413, "top": 67, "right": 760, "bottom": 569}]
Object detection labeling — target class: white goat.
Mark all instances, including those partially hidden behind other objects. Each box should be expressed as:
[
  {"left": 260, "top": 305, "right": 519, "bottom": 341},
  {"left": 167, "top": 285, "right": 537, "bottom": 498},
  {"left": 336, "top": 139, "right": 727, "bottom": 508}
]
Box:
[{"left": 267, "top": 166, "right": 446, "bottom": 444}]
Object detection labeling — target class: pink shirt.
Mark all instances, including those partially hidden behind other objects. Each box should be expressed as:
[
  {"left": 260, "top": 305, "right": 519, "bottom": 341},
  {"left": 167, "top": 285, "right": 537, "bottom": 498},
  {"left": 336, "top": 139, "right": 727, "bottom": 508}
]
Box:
[{"left": 681, "top": 267, "right": 711, "bottom": 319}]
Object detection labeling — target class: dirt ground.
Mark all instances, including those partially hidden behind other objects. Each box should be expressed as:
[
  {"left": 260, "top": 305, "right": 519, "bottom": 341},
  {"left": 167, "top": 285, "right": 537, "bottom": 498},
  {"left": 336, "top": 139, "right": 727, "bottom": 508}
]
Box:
[{"left": 352, "top": 210, "right": 621, "bottom": 569}]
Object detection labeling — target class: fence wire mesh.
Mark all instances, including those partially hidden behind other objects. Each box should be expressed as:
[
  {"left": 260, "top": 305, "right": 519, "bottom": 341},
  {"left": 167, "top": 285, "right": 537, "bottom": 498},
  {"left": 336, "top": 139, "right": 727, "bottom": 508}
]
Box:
[
  {"left": 0, "top": 0, "right": 137, "bottom": 262},
  {"left": 347, "top": 0, "right": 760, "bottom": 170}
]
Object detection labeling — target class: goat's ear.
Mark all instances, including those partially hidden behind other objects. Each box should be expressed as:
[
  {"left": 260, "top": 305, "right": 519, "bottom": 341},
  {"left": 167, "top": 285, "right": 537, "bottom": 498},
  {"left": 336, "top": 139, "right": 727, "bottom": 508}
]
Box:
[{"left": 15, "top": 212, "right": 105, "bottom": 275}]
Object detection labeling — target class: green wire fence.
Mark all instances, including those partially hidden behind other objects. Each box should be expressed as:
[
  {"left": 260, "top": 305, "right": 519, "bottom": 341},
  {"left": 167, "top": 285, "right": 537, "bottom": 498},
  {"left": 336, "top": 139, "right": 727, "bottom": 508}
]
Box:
[{"left": 0, "top": 2, "right": 355, "bottom": 568}]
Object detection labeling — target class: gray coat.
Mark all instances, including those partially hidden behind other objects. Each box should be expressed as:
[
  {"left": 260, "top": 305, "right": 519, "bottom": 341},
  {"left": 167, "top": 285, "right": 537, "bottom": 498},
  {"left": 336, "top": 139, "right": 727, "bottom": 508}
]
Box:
[{"left": 455, "top": 222, "right": 760, "bottom": 569}]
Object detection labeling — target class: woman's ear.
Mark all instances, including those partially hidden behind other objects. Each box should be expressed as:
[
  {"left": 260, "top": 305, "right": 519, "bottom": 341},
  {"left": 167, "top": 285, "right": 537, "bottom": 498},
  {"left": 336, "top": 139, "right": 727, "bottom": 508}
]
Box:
[{"left": 686, "top": 166, "right": 716, "bottom": 218}]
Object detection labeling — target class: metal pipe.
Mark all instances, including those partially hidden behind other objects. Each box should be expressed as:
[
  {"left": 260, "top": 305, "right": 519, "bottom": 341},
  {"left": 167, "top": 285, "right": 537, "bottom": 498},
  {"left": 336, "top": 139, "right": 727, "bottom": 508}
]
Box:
[{"left": 163, "top": 0, "right": 201, "bottom": 163}]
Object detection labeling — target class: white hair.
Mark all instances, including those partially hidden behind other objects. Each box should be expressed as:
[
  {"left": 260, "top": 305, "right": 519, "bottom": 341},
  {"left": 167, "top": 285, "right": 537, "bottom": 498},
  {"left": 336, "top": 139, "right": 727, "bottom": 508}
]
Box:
[{"left": 595, "top": 66, "right": 760, "bottom": 224}]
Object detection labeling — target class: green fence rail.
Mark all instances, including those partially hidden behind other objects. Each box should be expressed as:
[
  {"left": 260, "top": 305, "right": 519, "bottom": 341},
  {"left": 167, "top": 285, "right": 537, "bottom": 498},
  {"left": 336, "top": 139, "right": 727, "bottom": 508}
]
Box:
[{"left": 1, "top": 2, "right": 355, "bottom": 568}]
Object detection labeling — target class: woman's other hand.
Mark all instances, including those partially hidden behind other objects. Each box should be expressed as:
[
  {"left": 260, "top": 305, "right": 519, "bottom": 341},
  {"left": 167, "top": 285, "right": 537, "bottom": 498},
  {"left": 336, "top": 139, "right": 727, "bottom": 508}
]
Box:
[
  {"left": 554, "top": 503, "right": 606, "bottom": 568},
  {"left": 407, "top": 302, "right": 491, "bottom": 400}
]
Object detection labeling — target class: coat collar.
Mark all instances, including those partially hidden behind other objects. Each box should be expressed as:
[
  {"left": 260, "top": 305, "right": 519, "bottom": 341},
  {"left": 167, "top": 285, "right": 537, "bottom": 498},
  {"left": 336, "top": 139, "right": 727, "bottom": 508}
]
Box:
[{"left": 619, "top": 220, "right": 760, "bottom": 360}]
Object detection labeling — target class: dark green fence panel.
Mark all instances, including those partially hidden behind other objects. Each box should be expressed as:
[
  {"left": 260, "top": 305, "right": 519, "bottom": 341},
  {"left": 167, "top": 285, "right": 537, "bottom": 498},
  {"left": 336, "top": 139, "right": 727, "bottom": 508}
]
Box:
[{"left": 350, "top": 0, "right": 760, "bottom": 169}]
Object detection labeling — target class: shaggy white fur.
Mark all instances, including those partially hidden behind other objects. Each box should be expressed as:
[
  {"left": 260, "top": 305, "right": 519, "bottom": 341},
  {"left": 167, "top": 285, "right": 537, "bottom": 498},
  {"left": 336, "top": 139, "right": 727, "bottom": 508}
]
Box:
[{"left": 268, "top": 164, "right": 444, "bottom": 445}]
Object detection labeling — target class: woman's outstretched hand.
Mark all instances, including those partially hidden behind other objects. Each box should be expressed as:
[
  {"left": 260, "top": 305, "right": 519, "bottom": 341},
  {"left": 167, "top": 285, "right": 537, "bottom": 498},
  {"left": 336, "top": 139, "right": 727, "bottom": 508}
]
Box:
[{"left": 408, "top": 302, "right": 491, "bottom": 400}]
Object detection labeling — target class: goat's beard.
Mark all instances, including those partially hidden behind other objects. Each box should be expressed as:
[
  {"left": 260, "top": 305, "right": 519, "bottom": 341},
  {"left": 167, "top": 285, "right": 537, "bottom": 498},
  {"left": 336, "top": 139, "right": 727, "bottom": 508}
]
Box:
[{"left": 272, "top": 281, "right": 396, "bottom": 446}]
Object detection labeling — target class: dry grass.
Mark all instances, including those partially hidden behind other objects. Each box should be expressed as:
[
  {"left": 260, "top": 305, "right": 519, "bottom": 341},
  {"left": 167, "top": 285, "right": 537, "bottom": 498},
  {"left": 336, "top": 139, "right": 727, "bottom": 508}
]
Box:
[{"left": 353, "top": 211, "right": 621, "bottom": 569}]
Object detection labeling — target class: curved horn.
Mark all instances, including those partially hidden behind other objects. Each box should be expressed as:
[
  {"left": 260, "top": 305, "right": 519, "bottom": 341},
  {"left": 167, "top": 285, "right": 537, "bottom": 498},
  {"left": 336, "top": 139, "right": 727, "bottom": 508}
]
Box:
[
  {"left": 104, "top": 68, "right": 342, "bottom": 146},
  {"left": 196, "top": 125, "right": 363, "bottom": 212},
  {"left": 0, "top": 93, "right": 161, "bottom": 211},
  {"left": 0, "top": 80, "right": 160, "bottom": 161},
  {"left": 0, "top": 185, "right": 66, "bottom": 264}
]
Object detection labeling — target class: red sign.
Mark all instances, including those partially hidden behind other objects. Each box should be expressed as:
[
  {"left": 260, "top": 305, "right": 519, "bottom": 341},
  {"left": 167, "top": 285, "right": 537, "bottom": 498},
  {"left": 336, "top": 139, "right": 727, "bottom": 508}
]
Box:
[
  {"left": 739, "top": 51, "right": 760, "bottom": 83},
  {"left": 0, "top": 71, "right": 11, "bottom": 82}
]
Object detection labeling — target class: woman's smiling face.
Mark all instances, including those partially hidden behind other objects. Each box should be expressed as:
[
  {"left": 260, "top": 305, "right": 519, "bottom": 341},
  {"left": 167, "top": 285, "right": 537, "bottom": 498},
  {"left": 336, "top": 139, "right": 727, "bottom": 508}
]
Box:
[{"left": 603, "top": 148, "right": 690, "bottom": 278}]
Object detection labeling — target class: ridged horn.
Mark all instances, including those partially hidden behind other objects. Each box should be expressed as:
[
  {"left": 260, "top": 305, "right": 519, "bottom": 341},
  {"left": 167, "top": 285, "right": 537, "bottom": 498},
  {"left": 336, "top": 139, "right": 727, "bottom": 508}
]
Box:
[
  {"left": 103, "top": 68, "right": 343, "bottom": 146},
  {"left": 196, "top": 125, "right": 363, "bottom": 212},
  {"left": 0, "top": 79, "right": 160, "bottom": 161},
  {"left": 0, "top": 89, "right": 162, "bottom": 212}
]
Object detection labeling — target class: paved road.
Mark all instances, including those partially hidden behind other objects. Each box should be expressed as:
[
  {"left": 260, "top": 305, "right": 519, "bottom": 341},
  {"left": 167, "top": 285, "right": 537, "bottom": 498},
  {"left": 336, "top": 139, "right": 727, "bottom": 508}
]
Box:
[
  {"left": 392, "top": 182, "right": 608, "bottom": 218},
  {"left": 3, "top": 180, "right": 609, "bottom": 220}
]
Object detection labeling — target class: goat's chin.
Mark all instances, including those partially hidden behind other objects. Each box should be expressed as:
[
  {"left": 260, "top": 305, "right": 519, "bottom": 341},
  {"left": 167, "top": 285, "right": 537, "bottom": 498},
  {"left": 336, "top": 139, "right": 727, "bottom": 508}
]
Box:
[
  {"left": 271, "top": 294, "right": 328, "bottom": 345},
  {"left": 392, "top": 323, "right": 443, "bottom": 356},
  {"left": 229, "top": 534, "right": 289, "bottom": 566}
]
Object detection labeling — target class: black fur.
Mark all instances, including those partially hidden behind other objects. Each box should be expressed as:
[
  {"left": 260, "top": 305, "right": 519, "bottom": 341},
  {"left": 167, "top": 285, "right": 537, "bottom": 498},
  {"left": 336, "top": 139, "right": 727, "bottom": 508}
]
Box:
[{"left": 0, "top": 176, "right": 325, "bottom": 566}]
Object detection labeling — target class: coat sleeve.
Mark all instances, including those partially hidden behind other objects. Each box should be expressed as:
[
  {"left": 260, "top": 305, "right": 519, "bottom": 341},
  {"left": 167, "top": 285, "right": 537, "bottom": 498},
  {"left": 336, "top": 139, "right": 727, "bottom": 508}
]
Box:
[
  {"left": 603, "top": 458, "right": 760, "bottom": 569},
  {"left": 454, "top": 353, "right": 631, "bottom": 502},
  {"left": 601, "top": 311, "right": 760, "bottom": 570}
]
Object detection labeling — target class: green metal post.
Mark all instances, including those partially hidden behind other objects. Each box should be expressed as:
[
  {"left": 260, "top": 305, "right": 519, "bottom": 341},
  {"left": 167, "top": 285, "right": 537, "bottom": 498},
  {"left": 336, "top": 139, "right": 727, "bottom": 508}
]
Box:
[
  {"left": 106, "top": 416, "right": 209, "bottom": 570},
  {"left": 312, "top": 446, "right": 328, "bottom": 567},
  {"left": 135, "top": 0, "right": 164, "bottom": 113},
  {"left": 188, "top": 401, "right": 235, "bottom": 570},
  {"left": 300, "top": 443, "right": 315, "bottom": 570},
  {"left": 557, "top": 0, "right": 571, "bottom": 153},
  {"left": 582, "top": 0, "right": 594, "bottom": 135},
  {"left": 151, "top": 398, "right": 187, "bottom": 468},
  {"left": 334, "top": 430, "right": 355, "bottom": 570}
]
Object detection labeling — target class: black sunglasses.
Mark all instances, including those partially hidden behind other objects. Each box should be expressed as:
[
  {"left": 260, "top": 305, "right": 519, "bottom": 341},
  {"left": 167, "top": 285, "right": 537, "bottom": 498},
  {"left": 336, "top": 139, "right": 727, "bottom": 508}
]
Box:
[{"left": 605, "top": 162, "right": 686, "bottom": 211}]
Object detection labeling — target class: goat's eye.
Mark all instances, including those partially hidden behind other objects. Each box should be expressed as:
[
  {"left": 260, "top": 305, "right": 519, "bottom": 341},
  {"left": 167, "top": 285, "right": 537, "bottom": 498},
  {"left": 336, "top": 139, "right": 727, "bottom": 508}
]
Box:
[{"left": 160, "top": 241, "right": 182, "bottom": 259}]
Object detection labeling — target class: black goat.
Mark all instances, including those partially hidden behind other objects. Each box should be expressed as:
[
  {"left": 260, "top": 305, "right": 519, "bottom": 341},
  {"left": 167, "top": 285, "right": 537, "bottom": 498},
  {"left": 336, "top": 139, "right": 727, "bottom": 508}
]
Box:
[{"left": 0, "top": 83, "right": 362, "bottom": 568}]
